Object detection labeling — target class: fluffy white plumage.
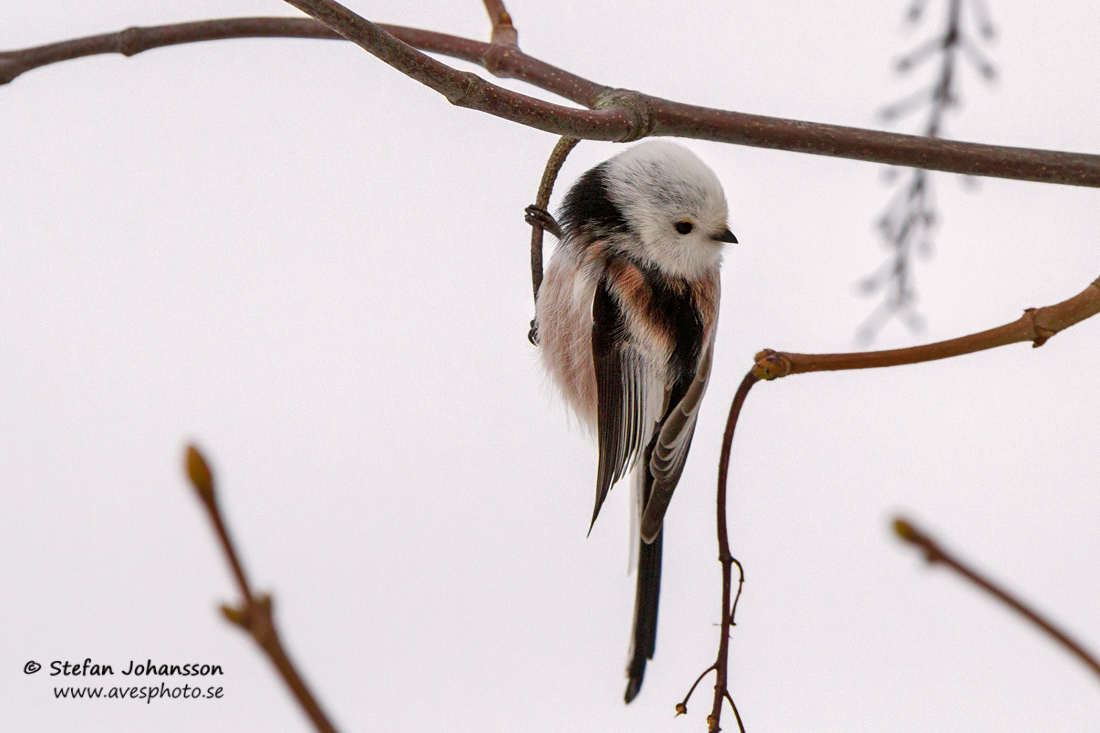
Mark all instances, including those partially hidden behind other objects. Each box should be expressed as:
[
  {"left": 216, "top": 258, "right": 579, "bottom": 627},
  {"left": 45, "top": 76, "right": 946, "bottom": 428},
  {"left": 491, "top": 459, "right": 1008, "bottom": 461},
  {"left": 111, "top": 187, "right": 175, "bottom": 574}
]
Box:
[{"left": 601, "top": 141, "right": 730, "bottom": 279}]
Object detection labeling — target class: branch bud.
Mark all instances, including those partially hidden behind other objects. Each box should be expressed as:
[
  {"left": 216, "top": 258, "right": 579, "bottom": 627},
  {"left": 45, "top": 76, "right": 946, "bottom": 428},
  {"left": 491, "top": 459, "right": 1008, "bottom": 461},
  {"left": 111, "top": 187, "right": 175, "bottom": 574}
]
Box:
[
  {"left": 752, "top": 349, "right": 792, "bottom": 380},
  {"left": 184, "top": 444, "right": 215, "bottom": 505},
  {"left": 221, "top": 604, "right": 247, "bottom": 628},
  {"left": 893, "top": 517, "right": 919, "bottom": 543}
]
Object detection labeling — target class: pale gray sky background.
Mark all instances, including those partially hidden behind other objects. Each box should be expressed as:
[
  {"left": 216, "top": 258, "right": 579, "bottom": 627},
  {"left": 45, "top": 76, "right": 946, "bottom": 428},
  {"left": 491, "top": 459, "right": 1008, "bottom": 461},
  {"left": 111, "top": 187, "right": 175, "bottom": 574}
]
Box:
[{"left": 2, "top": 2, "right": 1098, "bottom": 731}]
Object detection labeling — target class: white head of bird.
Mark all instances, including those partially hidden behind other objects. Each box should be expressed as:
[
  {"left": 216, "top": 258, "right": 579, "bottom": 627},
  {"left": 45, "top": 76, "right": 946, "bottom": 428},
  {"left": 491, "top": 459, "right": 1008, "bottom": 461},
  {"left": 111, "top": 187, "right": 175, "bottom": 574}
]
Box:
[{"left": 598, "top": 140, "right": 735, "bottom": 279}]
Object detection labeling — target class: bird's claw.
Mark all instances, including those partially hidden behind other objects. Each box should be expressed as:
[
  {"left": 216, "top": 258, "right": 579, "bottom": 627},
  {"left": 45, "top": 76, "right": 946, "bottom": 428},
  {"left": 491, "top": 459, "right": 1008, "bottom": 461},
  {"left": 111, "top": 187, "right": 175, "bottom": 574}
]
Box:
[{"left": 525, "top": 205, "right": 562, "bottom": 239}]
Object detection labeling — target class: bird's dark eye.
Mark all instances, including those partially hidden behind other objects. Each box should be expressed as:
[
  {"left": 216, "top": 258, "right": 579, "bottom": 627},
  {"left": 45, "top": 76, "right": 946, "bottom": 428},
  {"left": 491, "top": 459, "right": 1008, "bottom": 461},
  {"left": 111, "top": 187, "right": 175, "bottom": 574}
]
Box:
[{"left": 674, "top": 220, "right": 694, "bottom": 235}]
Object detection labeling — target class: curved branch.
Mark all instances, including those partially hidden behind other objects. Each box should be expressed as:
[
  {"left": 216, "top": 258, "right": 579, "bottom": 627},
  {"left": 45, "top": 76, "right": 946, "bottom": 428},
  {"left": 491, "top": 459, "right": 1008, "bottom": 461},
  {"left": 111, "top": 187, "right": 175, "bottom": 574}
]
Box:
[
  {"left": 0, "top": 17, "right": 606, "bottom": 108},
  {"left": 0, "top": 18, "right": 335, "bottom": 85},
  {"left": 6, "top": 10, "right": 1100, "bottom": 186},
  {"left": 701, "top": 273, "right": 1100, "bottom": 726},
  {"left": 708, "top": 372, "right": 759, "bottom": 732},
  {"left": 285, "top": 0, "right": 1100, "bottom": 186},
  {"left": 754, "top": 275, "right": 1100, "bottom": 379},
  {"left": 528, "top": 136, "right": 579, "bottom": 304},
  {"left": 282, "top": 0, "right": 636, "bottom": 140}
]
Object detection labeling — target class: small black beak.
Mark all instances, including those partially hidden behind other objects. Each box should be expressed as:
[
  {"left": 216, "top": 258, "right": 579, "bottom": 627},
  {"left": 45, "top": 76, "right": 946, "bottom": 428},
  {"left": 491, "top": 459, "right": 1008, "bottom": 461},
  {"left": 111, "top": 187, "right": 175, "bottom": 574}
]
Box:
[{"left": 714, "top": 228, "right": 738, "bottom": 244}]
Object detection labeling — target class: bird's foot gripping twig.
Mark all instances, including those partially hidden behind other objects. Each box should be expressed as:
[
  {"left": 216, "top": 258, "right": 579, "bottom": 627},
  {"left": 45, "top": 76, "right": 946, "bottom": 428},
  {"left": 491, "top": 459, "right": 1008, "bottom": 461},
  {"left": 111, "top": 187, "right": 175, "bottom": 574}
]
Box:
[
  {"left": 524, "top": 204, "right": 562, "bottom": 239},
  {"left": 526, "top": 137, "right": 580, "bottom": 345}
]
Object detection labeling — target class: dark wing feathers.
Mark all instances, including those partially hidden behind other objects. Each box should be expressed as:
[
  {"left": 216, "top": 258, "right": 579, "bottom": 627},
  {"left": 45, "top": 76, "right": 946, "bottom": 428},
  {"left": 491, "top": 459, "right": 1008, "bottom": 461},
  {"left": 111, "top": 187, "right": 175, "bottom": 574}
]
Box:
[
  {"left": 591, "top": 276, "right": 648, "bottom": 530},
  {"left": 593, "top": 270, "right": 715, "bottom": 539},
  {"left": 640, "top": 338, "right": 714, "bottom": 543}
]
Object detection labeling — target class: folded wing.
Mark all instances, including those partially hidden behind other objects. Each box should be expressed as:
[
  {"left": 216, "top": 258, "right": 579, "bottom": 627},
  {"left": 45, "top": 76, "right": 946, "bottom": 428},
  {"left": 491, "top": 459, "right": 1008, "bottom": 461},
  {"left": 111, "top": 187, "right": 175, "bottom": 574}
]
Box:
[
  {"left": 590, "top": 275, "right": 658, "bottom": 531},
  {"left": 640, "top": 337, "right": 714, "bottom": 543}
]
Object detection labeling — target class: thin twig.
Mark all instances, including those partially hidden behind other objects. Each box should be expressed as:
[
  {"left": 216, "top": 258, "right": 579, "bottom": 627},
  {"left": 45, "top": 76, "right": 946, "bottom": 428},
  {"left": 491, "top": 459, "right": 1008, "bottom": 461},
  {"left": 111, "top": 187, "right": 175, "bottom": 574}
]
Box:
[
  {"left": 184, "top": 446, "right": 339, "bottom": 733},
  {"left": 482, "top": 0, "right": 518, "bottom": 47},
  {"left": 676, "top": 664, "right": 717, "bottom": 716},
  {"left": 529, "top": 136, "right": 579, "bottom": 305},
  {"left": 694, "top": 274, "right": 1100, "bottom": 729},
  {"left": 754, "top": 275, "right": 1100, "bottom": 380},
  {"left": 694, "top": 278, "right": 1100, "bottom": 729},
  {"left": 729, "top": 558, "right": 745, "bottom": 627},
  {"left": 8, "top": 15, "right": 1100, "bottom": 186},
  {"left": 725, "top": 691, "right": 747, "bottom": 733},
  {"left": 707, "top": 372, "right": 759, "bottom": 732},
  {"left": 894, "top": 517, "right": 1100, "bottom": 682}
]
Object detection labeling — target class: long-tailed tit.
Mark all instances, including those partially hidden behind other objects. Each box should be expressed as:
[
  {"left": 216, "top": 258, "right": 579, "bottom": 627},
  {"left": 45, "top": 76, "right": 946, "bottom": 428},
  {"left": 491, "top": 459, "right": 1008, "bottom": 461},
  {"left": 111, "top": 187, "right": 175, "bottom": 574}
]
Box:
[{"left": 531, "top": 141, "right": 736, "bottom": 702}]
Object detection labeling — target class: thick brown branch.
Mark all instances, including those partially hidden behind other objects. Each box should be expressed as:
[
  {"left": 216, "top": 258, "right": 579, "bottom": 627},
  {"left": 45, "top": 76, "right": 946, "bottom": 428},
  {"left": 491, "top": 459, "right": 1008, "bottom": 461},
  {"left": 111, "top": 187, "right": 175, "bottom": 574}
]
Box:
[
  {"left": 754, "top": 275, "right": 1100, "bottom": 379},
  {"left": 650, "top": 100, "right": 1100, "bottom": 186},
  {"left": 6, "top": 13, "right": 1100, "bottom": 186},
  {"left": 0, "top": 18, "right": 335, "bottom": 85},
  {"left": 280, "top": 0, "right": 635, "bottom": 139},
  {"left": 282, "top": 0, "right": 1100, "bottom": 185},
  {"left": 894, "top": 517, "right": 1100, "bottom": 682},
  {"left": 183, "top": 446, "right": 339, "bottom": 733}
]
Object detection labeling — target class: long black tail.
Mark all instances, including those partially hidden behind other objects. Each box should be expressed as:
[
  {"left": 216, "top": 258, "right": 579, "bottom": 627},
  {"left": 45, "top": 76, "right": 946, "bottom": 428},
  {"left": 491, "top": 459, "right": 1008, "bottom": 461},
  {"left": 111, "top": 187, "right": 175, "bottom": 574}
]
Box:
[{"left": 625, "top": 526, "right": 662, "bottom": 702}]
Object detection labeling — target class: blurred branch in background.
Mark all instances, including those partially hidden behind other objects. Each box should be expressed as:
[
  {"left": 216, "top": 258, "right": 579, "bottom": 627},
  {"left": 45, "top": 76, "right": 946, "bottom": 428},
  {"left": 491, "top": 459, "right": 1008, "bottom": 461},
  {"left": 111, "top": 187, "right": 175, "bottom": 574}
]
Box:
[
  {"left": 894, "top": 517, "right": 1100, "bottom": 682},
  {"left": 861, "top": 0, "right": 997, "bottom": 340},
  {"left": 183, "top": 446, "right": 340, "bottom": 733}
]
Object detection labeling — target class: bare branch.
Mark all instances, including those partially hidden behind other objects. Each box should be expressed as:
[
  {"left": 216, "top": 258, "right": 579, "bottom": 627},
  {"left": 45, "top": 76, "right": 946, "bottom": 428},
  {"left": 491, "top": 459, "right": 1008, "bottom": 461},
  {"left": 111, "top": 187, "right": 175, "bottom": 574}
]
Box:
[
  {"left": 725, "top": 691, "right": 747, "bottom": 733},
  {"left": 5, "top": 12, "right": 1100, "bottom": 187},
  {"left": 183, "top": 445, "right": 339, "bottom": 733},
  {"left": 646, "top": 100, "right": 1100, "bottom": 187},
  {"left": 523, "top": 135, "right": 579, "bottom": 345},
  {"left": 676, "top": 664, "right": 717, "bottom": 717},
  {"left": 482, "top": 0, "right": 518, "bottom": 47},
  {"left": 0, "top": 17, "right": 604, "bottom": 108},
  {"left": 894, "top": 517, "right": 1100, "bottom": 682},
  {"left": 0, "top": 18, "right": 337, "bottom": 85},
  {"left": 754, "top": 275, "right": 1100, "bottom": 379},
  {"left": 527, "top": 136, "right": 579, "bottom": 303},
  {"left": 706, "top": 372, "right": 759, "bottom": 732},
  {"left": 699, "top": 275, "right": 1100, "bottom": 725},
  {"left": 279, "top": 0, "right": 634, "bottom": 139},
  {"left": 280, "top": 0, "right": 1100, "bottom": 186}
]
